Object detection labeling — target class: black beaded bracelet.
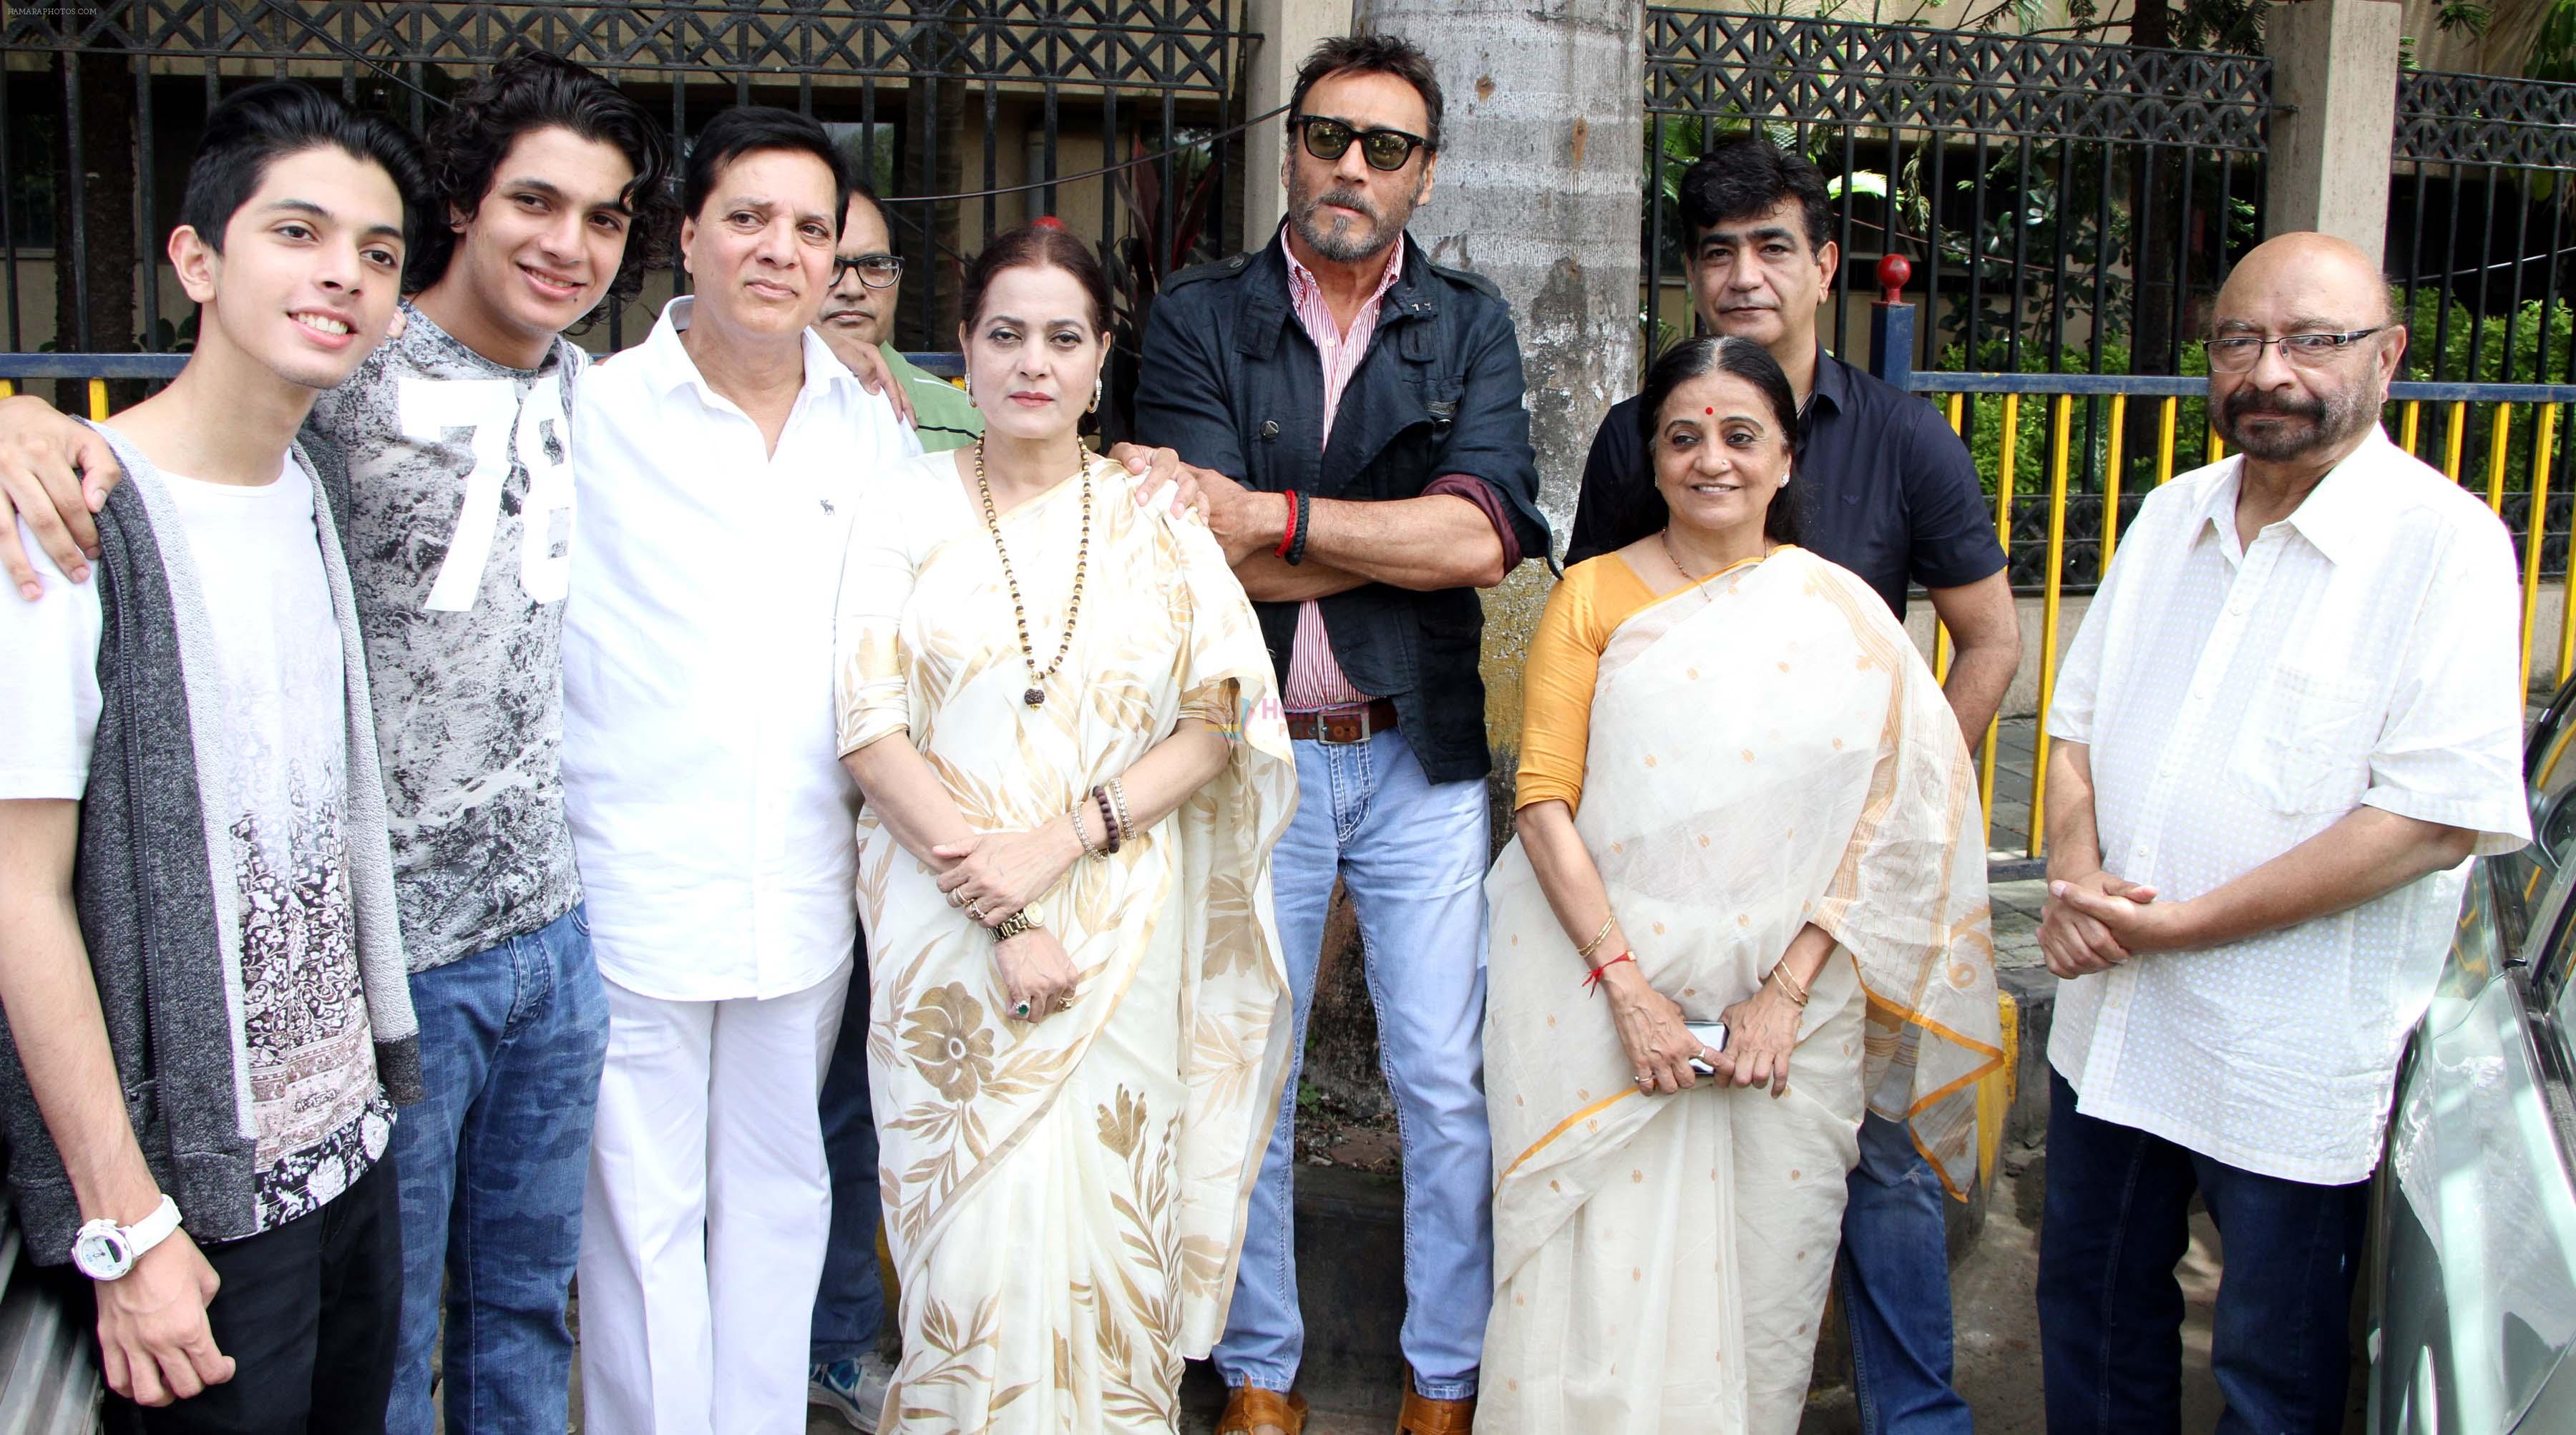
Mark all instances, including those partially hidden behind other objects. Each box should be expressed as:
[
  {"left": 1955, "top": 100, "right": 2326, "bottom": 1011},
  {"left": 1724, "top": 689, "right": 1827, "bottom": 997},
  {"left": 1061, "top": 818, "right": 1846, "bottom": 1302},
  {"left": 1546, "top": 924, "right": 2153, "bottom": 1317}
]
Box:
[{"left": 1091, "top": 784, "right": 1122, "bottom": 854}]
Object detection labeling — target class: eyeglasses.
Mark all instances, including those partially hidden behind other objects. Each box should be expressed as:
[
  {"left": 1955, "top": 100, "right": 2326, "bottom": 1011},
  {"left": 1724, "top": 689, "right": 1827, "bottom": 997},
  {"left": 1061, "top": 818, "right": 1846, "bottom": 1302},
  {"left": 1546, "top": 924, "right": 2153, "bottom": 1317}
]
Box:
[
  {"left": 1289, "top": 115, "right": 1430, "bottom": 173},
  {"left": 2203, "top": 328, "right": 2387, "bottom": 372},
  {"left": 830, "top": 253, "right": 904, "bottom": 290}
]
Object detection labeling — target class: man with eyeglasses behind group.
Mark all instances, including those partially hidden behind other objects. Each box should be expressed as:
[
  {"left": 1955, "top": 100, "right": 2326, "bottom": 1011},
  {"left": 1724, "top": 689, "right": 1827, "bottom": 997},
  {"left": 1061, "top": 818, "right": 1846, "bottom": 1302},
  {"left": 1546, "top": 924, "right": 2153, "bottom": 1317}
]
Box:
[
  {"left": 1127, "top": 30, "right": 1550, "bottom": 1435},
  {"left": 812, "top": 179, "right": 980, "bottom": 458},
  {"left": 2034, "top": 232, "right": 2529, "bottom": 1432}
]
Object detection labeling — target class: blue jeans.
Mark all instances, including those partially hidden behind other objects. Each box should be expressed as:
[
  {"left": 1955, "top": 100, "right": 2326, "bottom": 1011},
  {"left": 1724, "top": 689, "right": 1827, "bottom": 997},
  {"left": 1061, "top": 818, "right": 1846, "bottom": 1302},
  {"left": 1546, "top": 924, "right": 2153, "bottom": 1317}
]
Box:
[
  {"left": 1836, "top": 1111, "right": 1972, "bottom": 1434},
  {"left": 1214, "top": 728, "right": 1493, "bottom": 1401},
  {"left": 2037, "top": 1069, "right": 2367, "bottom": 1434},
  {"left": 386, "top": 904, "right": 609, "bottom": 1435},
  {"left": 810, "top": 941, "right": 884, "bottom": 1365}
]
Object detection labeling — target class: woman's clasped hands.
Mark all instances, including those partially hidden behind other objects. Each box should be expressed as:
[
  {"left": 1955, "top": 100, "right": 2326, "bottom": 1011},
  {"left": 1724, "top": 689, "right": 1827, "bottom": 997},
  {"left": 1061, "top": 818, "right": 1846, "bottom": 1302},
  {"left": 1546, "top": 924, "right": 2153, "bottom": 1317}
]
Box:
[
  {"left": 1709, "top": 977, "right": 1800, "bottom": 1098},
  {"left": 933, "top": 823, "right": 1082, "bottom": 927},
  {"left": 935, "top": 823, "right": 1087, "bottom": 1023},
  {"left": 1598, "top": 959, "right": 1724, "bottom": 1096},
  {"left": 1600, "top": 951, "right": 1805, "bottom": 1099}
]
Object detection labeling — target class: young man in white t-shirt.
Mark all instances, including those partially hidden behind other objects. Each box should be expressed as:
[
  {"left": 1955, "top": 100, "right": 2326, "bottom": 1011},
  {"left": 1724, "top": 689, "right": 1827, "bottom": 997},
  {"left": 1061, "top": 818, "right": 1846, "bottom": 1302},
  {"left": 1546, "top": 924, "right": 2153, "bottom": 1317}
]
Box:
[{"left": 0, "top": 82, "right": 423, "bottom": 1431}]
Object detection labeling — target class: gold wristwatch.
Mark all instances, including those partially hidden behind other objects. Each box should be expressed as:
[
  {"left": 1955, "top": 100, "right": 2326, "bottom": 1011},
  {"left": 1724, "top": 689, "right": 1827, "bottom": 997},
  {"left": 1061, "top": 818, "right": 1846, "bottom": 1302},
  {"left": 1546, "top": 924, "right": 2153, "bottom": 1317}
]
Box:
[{"left": 993, "top": 902, "right": 1047, "bottom": 941}]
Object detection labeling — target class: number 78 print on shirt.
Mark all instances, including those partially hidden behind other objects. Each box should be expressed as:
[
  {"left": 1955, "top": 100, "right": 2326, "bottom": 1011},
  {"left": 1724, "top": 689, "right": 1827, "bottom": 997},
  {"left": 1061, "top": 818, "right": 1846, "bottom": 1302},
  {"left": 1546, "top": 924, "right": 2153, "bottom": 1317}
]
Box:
[{"left": 298, "top": 302, "right": 587, "bottom": 976}]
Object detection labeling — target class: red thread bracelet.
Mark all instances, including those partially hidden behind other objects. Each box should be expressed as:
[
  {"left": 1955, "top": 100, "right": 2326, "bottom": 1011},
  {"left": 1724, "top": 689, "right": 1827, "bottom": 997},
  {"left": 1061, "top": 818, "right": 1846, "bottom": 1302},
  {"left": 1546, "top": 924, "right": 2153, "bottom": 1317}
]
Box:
[
  {"left": 1273, "top": 490, "right": 1299, "bottom": 559},
  {"left": 1582, "top": 951, "right": 1636, "bottom": 995}
]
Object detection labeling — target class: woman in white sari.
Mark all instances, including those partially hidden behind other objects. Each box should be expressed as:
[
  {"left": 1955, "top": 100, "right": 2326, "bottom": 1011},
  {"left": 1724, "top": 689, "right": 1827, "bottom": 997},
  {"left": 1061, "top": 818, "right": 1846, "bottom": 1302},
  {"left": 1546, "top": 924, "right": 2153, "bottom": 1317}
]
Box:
[
  {"left": 1481, "top": 336, "right": 2002, "bottom": 1434},
  {"left": 834, "top": 225, "right": 1297, "bottom": 1432}
]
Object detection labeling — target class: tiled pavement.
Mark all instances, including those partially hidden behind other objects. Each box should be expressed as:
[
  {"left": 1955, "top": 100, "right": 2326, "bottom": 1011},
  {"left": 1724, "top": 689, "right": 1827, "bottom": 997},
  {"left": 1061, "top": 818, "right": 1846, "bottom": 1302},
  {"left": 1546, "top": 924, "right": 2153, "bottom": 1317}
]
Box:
[{"left": 1980, "top": 715, "right": 2041, "bottom": 870}]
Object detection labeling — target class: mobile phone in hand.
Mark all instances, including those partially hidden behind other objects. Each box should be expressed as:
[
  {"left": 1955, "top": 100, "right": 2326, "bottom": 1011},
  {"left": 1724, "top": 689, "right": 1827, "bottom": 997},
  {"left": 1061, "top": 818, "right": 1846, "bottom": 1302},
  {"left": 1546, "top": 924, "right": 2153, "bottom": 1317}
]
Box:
[{"left": 1684, "top": 1020, "right": 1729, "bottom": 1077}]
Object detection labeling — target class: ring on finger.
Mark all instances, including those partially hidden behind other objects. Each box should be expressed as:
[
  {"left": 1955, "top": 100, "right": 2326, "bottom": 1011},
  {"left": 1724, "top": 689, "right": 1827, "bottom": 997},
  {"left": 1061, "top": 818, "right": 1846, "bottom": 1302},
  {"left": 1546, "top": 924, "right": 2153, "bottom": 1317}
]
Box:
[{"left": 1013, "top": 999, "right": 1032, "bottom": 1019}]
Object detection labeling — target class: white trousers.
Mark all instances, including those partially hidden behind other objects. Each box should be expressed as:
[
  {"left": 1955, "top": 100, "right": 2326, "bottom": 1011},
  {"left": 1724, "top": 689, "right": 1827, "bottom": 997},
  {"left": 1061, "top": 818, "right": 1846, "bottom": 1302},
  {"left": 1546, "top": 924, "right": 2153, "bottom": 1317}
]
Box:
[{"left": 576, "top": 966, "right": 849, "bottom": 1435}]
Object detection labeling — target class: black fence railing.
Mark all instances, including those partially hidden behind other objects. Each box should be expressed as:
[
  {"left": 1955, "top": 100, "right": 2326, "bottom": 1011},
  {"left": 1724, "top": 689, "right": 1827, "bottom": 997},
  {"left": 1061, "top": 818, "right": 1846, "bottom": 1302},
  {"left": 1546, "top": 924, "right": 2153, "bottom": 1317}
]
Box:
[
  {"left": 1641, "top": 9, "right": 2274, "bottom": 591},
  {"left": 0, "top": 1, "right": 1252, "bottom": 371},
  {"left": 2394, "top": 69, "right": 2576, "bottom": 586}
]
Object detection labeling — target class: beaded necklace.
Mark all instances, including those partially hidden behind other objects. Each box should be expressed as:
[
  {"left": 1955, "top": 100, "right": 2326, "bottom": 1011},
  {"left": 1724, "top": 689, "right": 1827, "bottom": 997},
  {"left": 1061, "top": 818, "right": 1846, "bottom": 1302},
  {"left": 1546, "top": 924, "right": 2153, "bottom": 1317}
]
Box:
[{"left": 974, "top": 435, "right": 1092, "bottom": 707}]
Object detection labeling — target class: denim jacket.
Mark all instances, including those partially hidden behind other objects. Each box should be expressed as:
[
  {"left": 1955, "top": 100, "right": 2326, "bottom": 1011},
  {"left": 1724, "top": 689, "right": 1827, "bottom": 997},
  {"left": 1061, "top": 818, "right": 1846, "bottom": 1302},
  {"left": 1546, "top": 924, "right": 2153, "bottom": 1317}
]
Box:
[{"left": 1134, "top": 232, "right": 1548, "bottom": 783}]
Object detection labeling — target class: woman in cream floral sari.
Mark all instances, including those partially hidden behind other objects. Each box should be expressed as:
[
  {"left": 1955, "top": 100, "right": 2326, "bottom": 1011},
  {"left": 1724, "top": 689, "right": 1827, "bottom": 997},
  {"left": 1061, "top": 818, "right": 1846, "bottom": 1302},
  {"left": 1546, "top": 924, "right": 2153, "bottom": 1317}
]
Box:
[
  {"left": 1481, "top": 337, "right": 2001, "bottom": 1433},
  {"left": 834, "top": 226, "right": 1296, "bottom": 1432}
]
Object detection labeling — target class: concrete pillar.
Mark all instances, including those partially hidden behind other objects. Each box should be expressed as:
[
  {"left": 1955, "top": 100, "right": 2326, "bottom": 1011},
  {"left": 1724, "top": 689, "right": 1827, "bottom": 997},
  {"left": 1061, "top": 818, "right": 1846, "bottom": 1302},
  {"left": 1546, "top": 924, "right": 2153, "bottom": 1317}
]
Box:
[
  {"left": 1241, "top": 0, "right": 1352, "bottom": 247},
  {"left": 1355, "top": 0, "right": 1644, "bottom": 545},
  {"left": 2265, "top": 0, "right": 2402, "bottom": 262}
]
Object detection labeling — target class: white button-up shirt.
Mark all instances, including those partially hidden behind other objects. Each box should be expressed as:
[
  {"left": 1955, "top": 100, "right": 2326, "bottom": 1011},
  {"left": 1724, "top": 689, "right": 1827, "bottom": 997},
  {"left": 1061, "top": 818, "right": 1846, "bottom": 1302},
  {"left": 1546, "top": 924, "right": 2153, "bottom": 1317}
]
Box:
[
  {"left": 564, "top": 298, "right": 923, "bottom": 1001},
  {"left": 2046, "top": 426, "right": 2529, "bottom": 1184}
]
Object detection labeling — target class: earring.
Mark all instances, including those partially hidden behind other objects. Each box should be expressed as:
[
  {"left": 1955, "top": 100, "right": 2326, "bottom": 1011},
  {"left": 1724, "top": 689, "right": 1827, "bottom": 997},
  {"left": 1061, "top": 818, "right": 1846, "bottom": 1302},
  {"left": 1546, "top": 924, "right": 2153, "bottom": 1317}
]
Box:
[
  {"left": 1091, "top": 375, "right": 1104, "bottom": 413},
  {"left": 962, "top": 368, "right": 975, "bottom": 408}
]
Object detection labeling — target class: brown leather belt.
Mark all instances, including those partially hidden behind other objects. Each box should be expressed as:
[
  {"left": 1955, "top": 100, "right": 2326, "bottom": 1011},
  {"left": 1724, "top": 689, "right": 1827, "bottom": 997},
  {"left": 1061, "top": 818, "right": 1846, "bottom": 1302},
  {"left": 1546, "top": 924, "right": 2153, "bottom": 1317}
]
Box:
[{"left": 1284, "top": 698, "right": 1399, "bottom": 745}]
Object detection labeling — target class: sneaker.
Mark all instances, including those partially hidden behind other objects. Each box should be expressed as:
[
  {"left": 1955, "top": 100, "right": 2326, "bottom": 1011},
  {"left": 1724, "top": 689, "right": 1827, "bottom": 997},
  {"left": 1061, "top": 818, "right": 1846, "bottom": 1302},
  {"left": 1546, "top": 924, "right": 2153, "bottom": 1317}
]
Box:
[{"left": 809, "top": 1351, "right": 896, "bottom": 1432}]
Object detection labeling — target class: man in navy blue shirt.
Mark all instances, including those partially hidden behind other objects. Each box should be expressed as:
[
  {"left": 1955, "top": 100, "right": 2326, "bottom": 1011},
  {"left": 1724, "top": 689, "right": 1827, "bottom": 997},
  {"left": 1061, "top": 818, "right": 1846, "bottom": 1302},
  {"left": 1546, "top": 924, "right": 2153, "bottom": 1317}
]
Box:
[{"left": 1568, "top": 137, "right": 2019, "bottom": 1434}]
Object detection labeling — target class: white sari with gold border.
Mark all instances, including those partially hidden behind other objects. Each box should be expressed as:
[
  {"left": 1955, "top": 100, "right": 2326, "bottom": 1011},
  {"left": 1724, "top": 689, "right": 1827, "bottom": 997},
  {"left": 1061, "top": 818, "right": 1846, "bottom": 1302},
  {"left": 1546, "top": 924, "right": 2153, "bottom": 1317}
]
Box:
[
  {"left": 1480, "top": 546, "right": 2001, "bottom": 1434},
  {"left": 834, "top": 452, "right": 1297, "bottom": 1433}
]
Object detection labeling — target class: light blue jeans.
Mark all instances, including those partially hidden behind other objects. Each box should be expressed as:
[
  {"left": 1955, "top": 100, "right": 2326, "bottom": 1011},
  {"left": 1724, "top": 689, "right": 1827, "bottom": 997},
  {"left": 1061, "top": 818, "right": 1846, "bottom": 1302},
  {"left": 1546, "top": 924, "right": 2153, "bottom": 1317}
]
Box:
[
  {"left": 1214, "top": 727, "right": 1493, "bottom": 1401},
  {"left": 386, "top": 904, "right": 608, "bottom": 1435}
]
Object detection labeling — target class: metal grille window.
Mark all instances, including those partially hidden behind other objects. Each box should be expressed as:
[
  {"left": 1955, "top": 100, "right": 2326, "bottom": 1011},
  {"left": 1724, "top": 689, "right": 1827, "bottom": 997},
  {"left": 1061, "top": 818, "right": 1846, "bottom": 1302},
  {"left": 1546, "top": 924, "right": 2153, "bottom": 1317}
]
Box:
[
  {"left": 0, "top": 1, "right": 1253, "bottom": 363},
  {"left": 2392, "top": 69, "right": 2576, "bottom": 589}
]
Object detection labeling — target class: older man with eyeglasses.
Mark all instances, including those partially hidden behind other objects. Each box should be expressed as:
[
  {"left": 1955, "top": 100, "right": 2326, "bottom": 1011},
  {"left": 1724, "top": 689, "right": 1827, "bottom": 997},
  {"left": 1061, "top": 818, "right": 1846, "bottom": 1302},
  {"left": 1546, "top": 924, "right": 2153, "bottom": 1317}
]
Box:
[{"left": 2032, "top": 231, "right": 2532, "bottom": 1433}]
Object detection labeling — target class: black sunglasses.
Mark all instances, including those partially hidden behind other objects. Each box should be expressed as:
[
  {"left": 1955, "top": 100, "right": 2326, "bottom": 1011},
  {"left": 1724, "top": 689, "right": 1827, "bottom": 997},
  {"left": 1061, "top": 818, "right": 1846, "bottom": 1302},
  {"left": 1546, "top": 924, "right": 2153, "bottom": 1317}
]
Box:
[
  {"left": 830, "top": 253, "right": 904, "bottom": 290},
  {"left": 1290, "top": 115, "right": 1431, "bottom": 172}
]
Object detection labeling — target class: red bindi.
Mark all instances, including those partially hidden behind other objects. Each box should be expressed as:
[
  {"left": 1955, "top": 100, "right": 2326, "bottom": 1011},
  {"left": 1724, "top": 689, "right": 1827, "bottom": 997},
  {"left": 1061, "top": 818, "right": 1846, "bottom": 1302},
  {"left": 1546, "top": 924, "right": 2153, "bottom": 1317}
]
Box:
[{"left": 1704, "top": 406, "right": 1714, "bottom": 414}]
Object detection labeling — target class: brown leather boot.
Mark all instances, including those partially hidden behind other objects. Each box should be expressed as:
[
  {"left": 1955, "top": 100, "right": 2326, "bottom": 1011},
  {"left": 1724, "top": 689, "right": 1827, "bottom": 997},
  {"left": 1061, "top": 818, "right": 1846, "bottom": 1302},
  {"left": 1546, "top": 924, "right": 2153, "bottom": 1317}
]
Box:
[
  {"left": 1217, "top": 1386, "right": 1309, "bottom": 1435},
  {"left": 1397, "top": 1380, "right": 1474, "bottom": 1434}
]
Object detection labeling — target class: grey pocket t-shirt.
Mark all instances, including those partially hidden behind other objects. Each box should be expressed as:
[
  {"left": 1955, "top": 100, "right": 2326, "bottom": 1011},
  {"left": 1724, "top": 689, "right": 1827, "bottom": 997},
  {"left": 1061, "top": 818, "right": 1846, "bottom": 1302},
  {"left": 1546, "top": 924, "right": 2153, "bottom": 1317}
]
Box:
[{"left": 303, "top": 300, "right": 585, "bottom": 972}]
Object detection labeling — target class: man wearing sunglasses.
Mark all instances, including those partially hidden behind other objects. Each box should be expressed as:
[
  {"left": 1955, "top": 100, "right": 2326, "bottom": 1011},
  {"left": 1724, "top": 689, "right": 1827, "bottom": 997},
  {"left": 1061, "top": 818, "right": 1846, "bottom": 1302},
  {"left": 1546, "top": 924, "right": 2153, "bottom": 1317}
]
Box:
[
  {"left": 1129, "top": 30, "right": 1549, "bottom": 1435},
  {"left": 811, "top": 180, "right": 981, "bottom": 459}
]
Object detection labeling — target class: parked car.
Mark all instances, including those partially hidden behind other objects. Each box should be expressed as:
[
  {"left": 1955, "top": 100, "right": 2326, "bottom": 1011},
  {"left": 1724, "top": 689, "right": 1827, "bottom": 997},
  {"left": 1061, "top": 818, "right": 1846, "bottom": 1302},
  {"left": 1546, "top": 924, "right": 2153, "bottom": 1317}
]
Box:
[{"left": 2369, "top": 679, "right": 2576, "bottom": 1433}]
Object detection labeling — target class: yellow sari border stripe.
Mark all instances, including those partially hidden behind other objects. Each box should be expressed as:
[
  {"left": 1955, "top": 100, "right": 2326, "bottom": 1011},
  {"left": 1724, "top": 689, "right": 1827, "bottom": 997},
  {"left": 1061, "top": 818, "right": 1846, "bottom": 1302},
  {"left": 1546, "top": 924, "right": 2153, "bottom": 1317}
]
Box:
[
  {"left": 1495, "top": 1086, "right": 1645, "bottom": 1186},
  {"left": 1918, "top": 1125, "right": 1971, "bottom": 1202},
  {"left": 1860, "top": 986, "right": 2009, "bottom": 1061},
  {"left": 1907, "top": 1058, "right": 2005, "bottom": 1116}
]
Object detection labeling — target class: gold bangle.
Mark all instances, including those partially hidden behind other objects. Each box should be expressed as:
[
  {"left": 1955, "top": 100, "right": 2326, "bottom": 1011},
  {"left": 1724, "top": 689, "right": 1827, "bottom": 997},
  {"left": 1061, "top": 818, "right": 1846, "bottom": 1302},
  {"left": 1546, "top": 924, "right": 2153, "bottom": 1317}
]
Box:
[
  {"left": 1575, "top": 915, "right": 1616, "bottom": 962},
  {"left": 1770, "top": 962, "right": 1812, "bottom": 1008}
]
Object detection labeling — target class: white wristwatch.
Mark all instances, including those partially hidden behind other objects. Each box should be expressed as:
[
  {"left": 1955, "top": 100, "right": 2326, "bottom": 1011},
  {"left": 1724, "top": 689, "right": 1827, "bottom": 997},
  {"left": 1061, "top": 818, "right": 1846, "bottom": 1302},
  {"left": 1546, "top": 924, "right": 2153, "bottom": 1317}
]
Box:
[{"left": 69, "top": 1195, "right": 182, "bottom": 1281}]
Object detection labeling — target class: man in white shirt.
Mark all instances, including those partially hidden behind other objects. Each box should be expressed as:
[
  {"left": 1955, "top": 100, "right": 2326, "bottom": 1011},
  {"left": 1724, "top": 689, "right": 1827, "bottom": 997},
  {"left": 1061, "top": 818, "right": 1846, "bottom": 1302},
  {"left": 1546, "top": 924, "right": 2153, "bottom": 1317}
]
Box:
[
  {"left": 562, "top": 107, "right": 921, "bottom": 1435},
  {"left": 2034, "top": 232, "right": 2532, "bottom": 1433}
]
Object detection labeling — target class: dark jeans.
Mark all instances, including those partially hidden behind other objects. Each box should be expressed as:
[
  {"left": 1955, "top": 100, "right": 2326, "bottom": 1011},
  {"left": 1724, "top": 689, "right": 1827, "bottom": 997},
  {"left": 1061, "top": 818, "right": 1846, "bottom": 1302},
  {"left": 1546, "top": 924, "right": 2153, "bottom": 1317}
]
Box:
[
  {"left": 102, "top": 1148, "right": 402, "bottom": 1434},
  {"left": 810, "top": 941, "right": 884, "bottom": 1366},
  {"left": 385, "top": 905, "right": 609, "bottom": 1435},
  {"left": 2037, "top": 1069, "right": 2368, "bottom": 1435},
  {"left": 1836, "top": 1110, "right": 1973, "bottom": 1435}
]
